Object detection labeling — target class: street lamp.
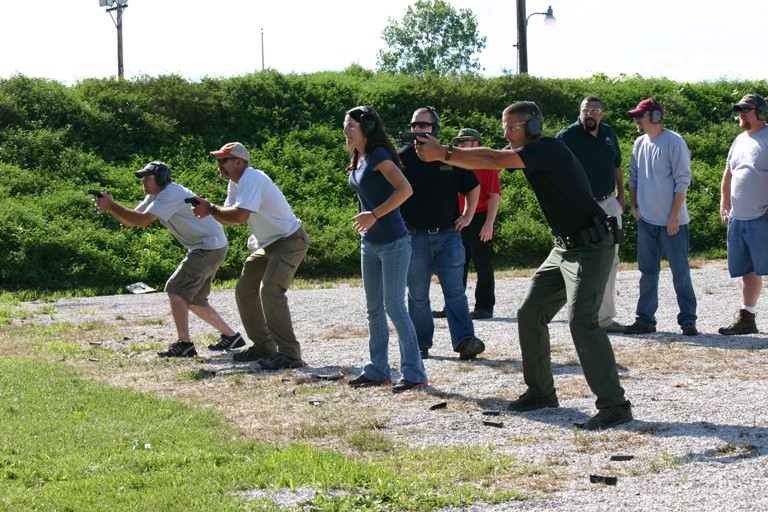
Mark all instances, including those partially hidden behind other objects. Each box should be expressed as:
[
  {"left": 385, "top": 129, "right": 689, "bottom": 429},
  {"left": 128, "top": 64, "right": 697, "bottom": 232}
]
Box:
[
  {"left": 99, "top": 0, "right": 129, "bottom": 79},
  {"left": 516, "top": 1, "right": 555, "bottom": 75}
]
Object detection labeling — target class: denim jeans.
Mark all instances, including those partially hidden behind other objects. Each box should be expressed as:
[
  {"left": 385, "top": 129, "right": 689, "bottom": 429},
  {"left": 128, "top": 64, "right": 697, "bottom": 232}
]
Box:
[
  {"left": 361, "top": 237, "right": 427, "bottom": 383},
  {"left": 407, "top": 228, "right": 475, "bottom": 350},
  {"left": 635, "top": 220, "right": 697, "bottom": 327}
]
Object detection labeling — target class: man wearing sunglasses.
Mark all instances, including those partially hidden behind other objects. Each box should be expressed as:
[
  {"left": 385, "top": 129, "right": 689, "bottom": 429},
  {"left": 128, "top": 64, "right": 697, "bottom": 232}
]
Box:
[
  {"left": 193, "top": 142, "right": 311, "bottom": 369},
  {"left": 557, "top": 96, "right": 627, "bottom": 334},
  {"left": 719, "top": 93, "right": 768, "bottom": 335},
  {"left": 398, "top": 107, "right": 485, "bottom": 361}
]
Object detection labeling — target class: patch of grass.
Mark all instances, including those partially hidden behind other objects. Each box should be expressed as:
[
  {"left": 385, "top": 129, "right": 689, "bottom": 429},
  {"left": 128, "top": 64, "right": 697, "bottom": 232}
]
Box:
[
  {"left": 348, "top": 430, "right": 396, "bottom": 452},
  {"left": 0, "top": 357, "right": 534, "bottom": 510}
]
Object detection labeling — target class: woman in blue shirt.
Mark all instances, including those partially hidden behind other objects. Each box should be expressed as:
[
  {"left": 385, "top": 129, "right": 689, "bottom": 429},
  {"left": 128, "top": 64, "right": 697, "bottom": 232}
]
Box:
[{"left": 344, "top": 105, "right": 428, "bottom": 393}]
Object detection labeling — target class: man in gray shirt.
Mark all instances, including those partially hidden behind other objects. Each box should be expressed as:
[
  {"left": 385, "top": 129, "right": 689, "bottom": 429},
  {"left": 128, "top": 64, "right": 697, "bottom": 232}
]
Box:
[
  {"left": 624, "top": 99, "right": 698, "bottom": 336},
  {"left": 94, "top": 161, "right": 243, "bottom": 357}
]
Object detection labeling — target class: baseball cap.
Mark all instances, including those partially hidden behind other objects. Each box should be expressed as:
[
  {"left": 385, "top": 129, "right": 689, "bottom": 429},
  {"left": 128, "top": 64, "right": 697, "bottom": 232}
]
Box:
[
  {"left": 452, "top": 128, "right": 483, "bottom": 144},
  {"left": 732, "top": 93, "right": 766, "bottom": 112},
  {"left": 135, "top": 161, "right": 170, "bottom": 178},
  {"left": 627, "top": 99, "right": 664, "bottom": 118},
  {"left": 210, "top": 142, "right": 251, "bottom": 161}
]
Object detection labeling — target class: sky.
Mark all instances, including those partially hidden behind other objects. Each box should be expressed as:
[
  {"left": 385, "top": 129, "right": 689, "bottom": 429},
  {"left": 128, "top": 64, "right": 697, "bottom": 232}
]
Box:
[{"left": 0, "top": 0, "right": 763, "bottom": 85}]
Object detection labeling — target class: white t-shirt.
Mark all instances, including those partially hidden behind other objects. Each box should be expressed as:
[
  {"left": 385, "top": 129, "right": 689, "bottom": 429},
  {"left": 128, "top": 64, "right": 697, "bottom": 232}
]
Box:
[
  {"left": 726, "top": 125, "right": 768, "bottom": 220},
  {"left": 138, "top": 182, "right": 227, "bottom": 251},
  {"left": 224, "top": 167, "right": 301, "bottom": 250}
]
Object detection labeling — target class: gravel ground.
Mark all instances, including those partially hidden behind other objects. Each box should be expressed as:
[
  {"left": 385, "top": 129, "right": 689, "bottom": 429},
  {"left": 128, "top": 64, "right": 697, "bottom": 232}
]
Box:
[{"left": 20, "top": 260, "right": 768, "bottom": 511}]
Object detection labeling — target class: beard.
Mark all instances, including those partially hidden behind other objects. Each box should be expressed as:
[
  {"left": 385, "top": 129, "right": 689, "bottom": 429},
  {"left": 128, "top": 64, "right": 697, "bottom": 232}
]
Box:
[
  {"left": 584, "top": 118, "right": 597, "bottom": 131},
  {"left": 740, "top": 118, "right": 752, "bottom": 131}
]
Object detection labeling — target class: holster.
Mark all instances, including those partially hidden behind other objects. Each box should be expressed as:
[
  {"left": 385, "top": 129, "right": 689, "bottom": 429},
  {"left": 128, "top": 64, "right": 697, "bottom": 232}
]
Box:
[{"left": 610, "top": 216, "right": 623, "bottom": 245}]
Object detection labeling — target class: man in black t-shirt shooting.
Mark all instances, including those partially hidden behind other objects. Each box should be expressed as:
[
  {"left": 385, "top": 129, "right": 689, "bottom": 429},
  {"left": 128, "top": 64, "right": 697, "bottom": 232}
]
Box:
[{"left": 414, "top": 101, "right": 633, "bottom": 431}]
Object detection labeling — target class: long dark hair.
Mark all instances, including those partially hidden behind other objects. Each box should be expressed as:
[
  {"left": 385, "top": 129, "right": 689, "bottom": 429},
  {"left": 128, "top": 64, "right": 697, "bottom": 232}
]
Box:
[{"left": 345, "top": 105, "right": 402, "bottom": 171}]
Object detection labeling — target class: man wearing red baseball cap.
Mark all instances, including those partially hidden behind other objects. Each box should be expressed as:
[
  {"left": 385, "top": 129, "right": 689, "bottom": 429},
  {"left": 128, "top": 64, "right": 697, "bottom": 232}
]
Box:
[
  {"left": 193, "top": 142, "right": 311, "bottom": 369},
  {"left": 624, "top": 99, "right": 698, "bottom": 337}
]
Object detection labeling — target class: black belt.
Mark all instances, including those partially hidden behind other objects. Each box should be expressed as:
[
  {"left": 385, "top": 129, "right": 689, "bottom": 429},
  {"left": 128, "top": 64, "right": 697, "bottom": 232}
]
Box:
[
  {"left": 555, "top": 218, "right": 613, "bottom": 249},
  {"left": 407, "top": 224, "right": 454, "bottom": 234},
  {"left": 593, "top": 194, "right": 611, "bottom": 201}
]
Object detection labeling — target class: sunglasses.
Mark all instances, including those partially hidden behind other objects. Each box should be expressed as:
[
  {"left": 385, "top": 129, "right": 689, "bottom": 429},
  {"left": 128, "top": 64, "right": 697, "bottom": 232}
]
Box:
[
  {"left": 733, "top": 106, "right": 755, "bottom": 113},
  {"left": 410, "top": 121, "right": 434, "bottom": 129},
  {"left": 217, "top": 157, "right": 235, "bottom": 164}
]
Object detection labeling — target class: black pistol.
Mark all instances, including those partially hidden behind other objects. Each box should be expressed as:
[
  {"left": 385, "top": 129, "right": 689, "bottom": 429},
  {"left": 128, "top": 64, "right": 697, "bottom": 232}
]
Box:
[
  {"left": 399, "top": 132, "right": 431, "bottom": 147},
  {"left": 184, "top": 197, "right": 201, "bottom": 206},
  {"left": 88, "top": 189, "right": 103, "bottom": 198}
]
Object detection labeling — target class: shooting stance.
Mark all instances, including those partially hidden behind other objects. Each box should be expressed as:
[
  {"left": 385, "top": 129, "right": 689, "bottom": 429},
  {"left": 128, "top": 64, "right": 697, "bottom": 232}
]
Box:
[
  {"left": 414, "top": 102, "right": 632, "bottom": 430},
  {"left": 92, "top": 161, "right": 243, "bottom": 357}
]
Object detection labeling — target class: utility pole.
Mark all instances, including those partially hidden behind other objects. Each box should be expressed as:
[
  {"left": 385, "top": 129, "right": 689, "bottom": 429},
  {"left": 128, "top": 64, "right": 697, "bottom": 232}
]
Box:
[{"left": 100, "top": 0, "right": 129, "bottom": 79}]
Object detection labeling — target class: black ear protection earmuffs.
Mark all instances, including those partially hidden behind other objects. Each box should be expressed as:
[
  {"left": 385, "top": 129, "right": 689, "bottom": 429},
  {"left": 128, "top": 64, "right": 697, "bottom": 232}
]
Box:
[
  {"left": 755, "top": 95, "right": 768, "bottom": 121},
  {"left": 348, "top": 106, "right": 377, "bottom": 137},
  {"left": 648, "top": 99, "right": 663, "bottom": 124},
  {"left": 524, "top": 101, "right": 543, "bottom": 140},
  {"left": 423, "top": 105, "right": 441, "bottom": 131},
  {"left": 148, "top": 161, "right": 172, "bottom": 186}
]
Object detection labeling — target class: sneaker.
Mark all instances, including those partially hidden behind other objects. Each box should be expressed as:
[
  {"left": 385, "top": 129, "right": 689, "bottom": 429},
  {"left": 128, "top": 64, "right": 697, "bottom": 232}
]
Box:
[
  {"left": 420, "top": 348, "right": 430, "bottom": 359},
  {"left": 508, "top": 390, "right": 559, "bottom": 412},
  {"left": 208, "top": 332, "right": 245, "bottom": 351},
  {"left": 456, "top": 337, "right": 485, "bottom": 360},
  {"left": 470, "top": 309, "right": 493, "bottom": 320},
  {"left": 257, "top": 353, "right": 304, "bottom": 370},
  {"left": 157, "top": 341, "right": 197, "bottom": 358},
  {"left": 432, "top": 309, "right": 447, "bottom": 318},
  {"left": 604, "top": 321, "right": 626, "bottom": 333},
  {"left": 348, "top": 374, "right": 392, "bottom": 388},
  {"left": 623, "top": 322, "right": 656, "bottom": 334},
  {"left": 393, "top": 380, "right": 429, "bottom": 393},
  {"left": 718, "top": 309, "right": 758, "bottom": 335},
  {"left": 578, "top": 401, "right": 633, "bottom": 430},
  {"left": 233, "top": 346, "right": 275, "bottom": 362},
  {"left": 681, "top": 322, "right": 699, "bottom": 336}
]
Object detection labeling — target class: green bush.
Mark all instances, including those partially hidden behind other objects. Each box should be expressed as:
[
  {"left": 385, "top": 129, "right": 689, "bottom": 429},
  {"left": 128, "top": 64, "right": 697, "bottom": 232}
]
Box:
[{"left": 0, "top": 71, "right": 764, "bottom": 292}]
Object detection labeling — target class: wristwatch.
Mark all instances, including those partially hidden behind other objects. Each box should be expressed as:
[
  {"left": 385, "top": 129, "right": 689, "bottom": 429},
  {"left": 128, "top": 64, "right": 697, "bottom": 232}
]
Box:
[{"left": 444, "top": 144, "right": 453, "bottom": 161}]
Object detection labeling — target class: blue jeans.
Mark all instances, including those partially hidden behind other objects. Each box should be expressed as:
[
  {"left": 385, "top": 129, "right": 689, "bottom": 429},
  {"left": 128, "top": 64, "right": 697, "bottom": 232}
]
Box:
[
  {"left": 361, "top": 237, "right": 427, "bottom": 383},
  {"left": 635, "top": 220, "right": 697, "bottom": 327},
  {"left": 407, "top": 229, "right": 475, "bottom": 350}
]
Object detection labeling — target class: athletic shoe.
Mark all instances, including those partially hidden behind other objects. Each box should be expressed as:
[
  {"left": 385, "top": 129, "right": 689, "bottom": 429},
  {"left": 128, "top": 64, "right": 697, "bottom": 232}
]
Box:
[
  {"left": 578, "top": 401, "right": 633, "bottom": 430},
  {"left": 157, "top": 341, "right": 197, "bottom": 358},
  {"left": 508, "top": 390, "right": 559, "bottom": 412},
  {"left": 348, "top": 374, "right": 392, "bottom": 388},
  {"left": 393, "top": 380, "right": 429, "bottom": 393},
  {"left": 207, "top": 332, "right": 245, "bottom": 351}
]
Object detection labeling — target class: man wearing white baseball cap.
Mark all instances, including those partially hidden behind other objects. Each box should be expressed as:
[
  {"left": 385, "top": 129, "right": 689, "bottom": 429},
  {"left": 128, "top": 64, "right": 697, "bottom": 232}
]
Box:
[{"left": 193, "top": 142, "right": 311, "bottom": 369}]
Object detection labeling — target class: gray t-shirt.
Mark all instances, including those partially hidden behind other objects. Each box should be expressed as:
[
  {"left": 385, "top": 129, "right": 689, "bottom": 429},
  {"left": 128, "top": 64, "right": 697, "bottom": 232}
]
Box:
[
  {"left": 726, "top": 126, "right": 768, "bottom": 220},
  {"left": 138, "top": 182, "right": 227, "bottom": 251},
  {"left": 629, "top": 129, "right": 691, "bottom": 227}
]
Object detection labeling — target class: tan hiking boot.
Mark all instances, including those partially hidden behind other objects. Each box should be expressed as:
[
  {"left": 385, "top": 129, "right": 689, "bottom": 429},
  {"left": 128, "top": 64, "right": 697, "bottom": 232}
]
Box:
[{"left": 718, "top": 309, "right": 758, "bottom": 335}]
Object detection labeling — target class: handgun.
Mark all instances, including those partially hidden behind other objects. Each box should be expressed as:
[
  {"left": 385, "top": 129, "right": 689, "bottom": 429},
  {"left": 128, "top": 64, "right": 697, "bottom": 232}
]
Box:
[
  {"left": 184, "top": 197, "right": 201, "bottom": 206},
  {"left": 88, "top": 189, "right": 104, "bottom": 198},
  {"left": 398, "top": 131, "right": 432, "bottom": 147}
]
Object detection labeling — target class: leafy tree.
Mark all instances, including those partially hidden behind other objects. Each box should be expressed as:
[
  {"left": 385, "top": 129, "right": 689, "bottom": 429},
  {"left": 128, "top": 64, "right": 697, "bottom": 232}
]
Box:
[{"left": 377, "top": 0, "right": 487, "bottom": 76}]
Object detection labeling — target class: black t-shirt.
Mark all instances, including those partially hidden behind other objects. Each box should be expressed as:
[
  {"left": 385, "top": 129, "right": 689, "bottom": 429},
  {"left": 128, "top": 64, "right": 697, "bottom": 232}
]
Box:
[
  {"left": 516, "top": 137, "right": 607, "bottom": 238},
  {"left": 398, "top": 145, "right": 480, "bottom": 229}
]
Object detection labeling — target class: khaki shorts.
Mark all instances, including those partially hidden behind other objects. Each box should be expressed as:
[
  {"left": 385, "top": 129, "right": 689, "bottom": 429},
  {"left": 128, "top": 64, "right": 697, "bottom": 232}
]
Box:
[{"left": 165, "top": 247, "right": 228, "bottom": 306}]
